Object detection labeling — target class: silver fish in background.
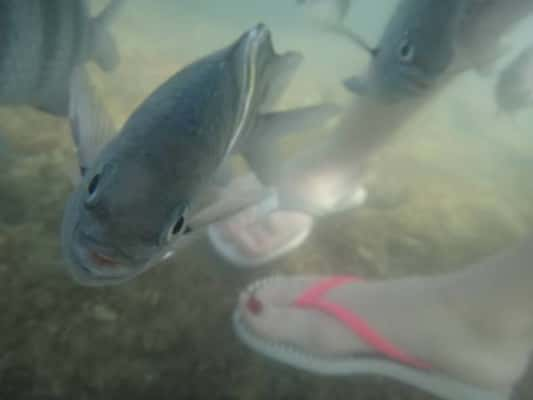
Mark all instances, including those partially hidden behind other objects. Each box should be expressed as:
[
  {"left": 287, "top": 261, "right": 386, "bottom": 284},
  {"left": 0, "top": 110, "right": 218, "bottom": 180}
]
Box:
[
  {"left": 343, "top": 0, "right": 467, "bottom": 103},
  {"left": 62, "top": 24, "right": 339, "bottom": 286},
  {"left": 275, "top": 0, "right": 533, "bottom": 216},
  {"left": 458, "top": 0, "right": 533, "bottom": 76},
  {"left": 494, "top": 45, "right": 533, "bottom": 114},
  {"left": 0, "top": 0, "right": 123, "bottom": 117}
]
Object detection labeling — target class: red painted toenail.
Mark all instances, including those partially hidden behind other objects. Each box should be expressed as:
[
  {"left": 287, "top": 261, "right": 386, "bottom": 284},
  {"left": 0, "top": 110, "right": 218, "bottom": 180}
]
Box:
[{"left": 246, "top": 294, "right": 263, "bottom": 315}]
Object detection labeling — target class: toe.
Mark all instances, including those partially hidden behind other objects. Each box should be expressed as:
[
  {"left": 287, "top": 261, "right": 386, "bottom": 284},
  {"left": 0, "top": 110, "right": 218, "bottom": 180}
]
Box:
[
  {"left": 241, "top": 276, "right": 325, "bottom": 307},
  {"left": 237, "top": 285, "right": 319, "bottom": 348},
  {"left": 236, "top": 276, "right": 368, "bottom": 355}
]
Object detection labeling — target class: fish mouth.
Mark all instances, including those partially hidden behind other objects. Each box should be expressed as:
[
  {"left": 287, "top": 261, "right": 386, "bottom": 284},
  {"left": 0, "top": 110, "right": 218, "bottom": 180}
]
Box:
[
  {"left": 64, "top": 230, "right": 141, "bottom": 287},
  {"left": 78, "top": 230, "right": 126, "bottom": 269},
  {"left": 88, "top": 250, "right": 121, "bottom": 268},
  {"left": 65, "top": 228, "right": 169, "bottom": 287},
  {"left": 74, "top": 245, "right": 129, "bottom": 281},
  {"left": 376, "top": 65, "right": 435, "bottom": 102},
  {"left": 61, "top": 191, "right": 143, "bottom": 287}
]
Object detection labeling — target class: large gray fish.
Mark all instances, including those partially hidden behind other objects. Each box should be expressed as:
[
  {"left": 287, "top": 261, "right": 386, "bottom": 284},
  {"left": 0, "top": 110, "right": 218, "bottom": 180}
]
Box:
[
  {"left": 62, "top": 24, "right": 339, "bottom": 286},
  {"left": 0, "top": 0, "right": 123, "bottom": 117},
  {"left": 343, "top": 0, "right": 467, "bottom": 103},
  {"left": 494, "top": 45, "right": 533, "bottom": 113}
]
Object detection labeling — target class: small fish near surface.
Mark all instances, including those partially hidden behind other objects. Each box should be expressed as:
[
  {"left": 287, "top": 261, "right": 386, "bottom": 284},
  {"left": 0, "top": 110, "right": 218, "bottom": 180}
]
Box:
[
  {"left": 62, "top": 24, "right": 339, "bottom": 286},
  {"left": 342, "top": 0, "right": 468, "bottom": 103},
  {"left": 0, "top": 0, "right": 124, "bottom": 117},
  {"left": 494, "top": 44, "right": 533, "bottom": 114}
]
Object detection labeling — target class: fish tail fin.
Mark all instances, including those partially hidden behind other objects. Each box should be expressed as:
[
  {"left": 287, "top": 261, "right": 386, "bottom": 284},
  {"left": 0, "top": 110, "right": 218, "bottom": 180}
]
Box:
[{"left": 90, "top": 0, "right": 125, "bottom": 72}]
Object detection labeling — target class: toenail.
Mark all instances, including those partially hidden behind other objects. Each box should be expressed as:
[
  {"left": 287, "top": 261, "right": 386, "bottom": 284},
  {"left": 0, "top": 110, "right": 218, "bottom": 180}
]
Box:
[{"left": 246, "top": 294, "right": 263, "bottom": 315}]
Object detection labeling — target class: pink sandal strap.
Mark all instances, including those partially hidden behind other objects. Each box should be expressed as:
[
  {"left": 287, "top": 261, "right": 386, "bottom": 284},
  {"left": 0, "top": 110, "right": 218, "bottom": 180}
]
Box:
[{"left": 294, "top": 276, "right": 431, "bottom": 370}]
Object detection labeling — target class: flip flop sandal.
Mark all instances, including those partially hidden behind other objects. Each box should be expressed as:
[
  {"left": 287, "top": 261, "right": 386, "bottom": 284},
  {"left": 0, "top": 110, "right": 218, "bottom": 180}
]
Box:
[
  {"left": 233, "top": 276, "right": 510, "bottom": 400},
  {"left": 208, "top": 186, "right": 367, "bottom": 268},
  {"left": 208, "top": 193, "right": 314, "bottom": 268}
]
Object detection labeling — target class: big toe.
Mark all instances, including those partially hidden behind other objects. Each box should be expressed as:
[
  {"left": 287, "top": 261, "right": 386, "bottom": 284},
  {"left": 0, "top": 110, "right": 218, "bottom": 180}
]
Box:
[
  {"left": 236, "top": 276, "right": 364, "bottom": 355},
  {"left": 240, "top": 276, "right": 326, "bottom": 307}
]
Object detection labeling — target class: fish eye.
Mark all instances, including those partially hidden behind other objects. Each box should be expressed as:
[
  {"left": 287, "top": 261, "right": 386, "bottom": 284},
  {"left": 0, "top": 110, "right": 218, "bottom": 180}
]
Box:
[
  {"left": 172, "top": 216, "right": 185, "bottom": 236},
  {"left": 163, "top": 206, "right": 189, "bottom": 243},
  {"left": 398, "top": 40, "right": 415, "bottom": 63},
  {"left": 88, "top": 174, "right": 100, "bottom": 196}
]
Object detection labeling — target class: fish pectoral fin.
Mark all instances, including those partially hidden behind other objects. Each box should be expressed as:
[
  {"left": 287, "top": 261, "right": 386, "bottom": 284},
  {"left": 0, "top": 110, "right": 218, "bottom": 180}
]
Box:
[
  {"left": 187, "top": 186, "right": 277, "bottom": 233},
  {"left": 260, "top": 51, "right": 304, "bottom": 113},
  {"left": 90, "top": 0, "right": 125, "bottom": 71},
  {"left": 243, "top": 103, "right": 341, "bottom": 184},
  {"left": 258, "top": 103, "right": 340, "bottom": 138},
  {"left": 211, "top": 162, "right": 238, "bottom": 187},
  {"left": 343, "top": 75, "right": 370, "bottom": 95},
  {"left": 69, "top": 66, "right": 117, "bottom": 176}
]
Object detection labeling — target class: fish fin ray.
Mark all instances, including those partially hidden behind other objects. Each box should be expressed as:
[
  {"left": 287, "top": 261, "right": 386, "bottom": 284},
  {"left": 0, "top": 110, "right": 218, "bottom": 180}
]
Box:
[
  {"left": 187, "top": 185, "right": 277, "bottom": 233},
  {"left": 69, "top": 66, "right": 116, "bottom": 175},
  {"left": 243, "top": 103, "right": 340, "bottom": 184}
]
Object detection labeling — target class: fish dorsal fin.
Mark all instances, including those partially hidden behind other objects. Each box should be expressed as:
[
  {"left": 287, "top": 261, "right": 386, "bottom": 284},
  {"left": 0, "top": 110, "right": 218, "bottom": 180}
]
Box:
[{"left": 69, "top": 67, "right": 117, "bottom": 178}]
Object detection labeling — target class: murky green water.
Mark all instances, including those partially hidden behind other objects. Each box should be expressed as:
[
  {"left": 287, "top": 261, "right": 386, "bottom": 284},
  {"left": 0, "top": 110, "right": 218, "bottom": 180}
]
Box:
[{"left": 1, "top": 1, "right": 533, "bottom": 399}]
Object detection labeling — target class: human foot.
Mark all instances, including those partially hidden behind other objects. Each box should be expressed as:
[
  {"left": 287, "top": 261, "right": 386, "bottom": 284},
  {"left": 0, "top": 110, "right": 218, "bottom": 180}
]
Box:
[{"left": 234, "top": 275, "right": 530, "bottom": 399}]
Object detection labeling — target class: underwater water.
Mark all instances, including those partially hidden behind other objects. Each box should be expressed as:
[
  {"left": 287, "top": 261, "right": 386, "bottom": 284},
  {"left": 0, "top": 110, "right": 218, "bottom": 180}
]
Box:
[{"left": 2, "top": 1, "right": 533, "bottom": 399}]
